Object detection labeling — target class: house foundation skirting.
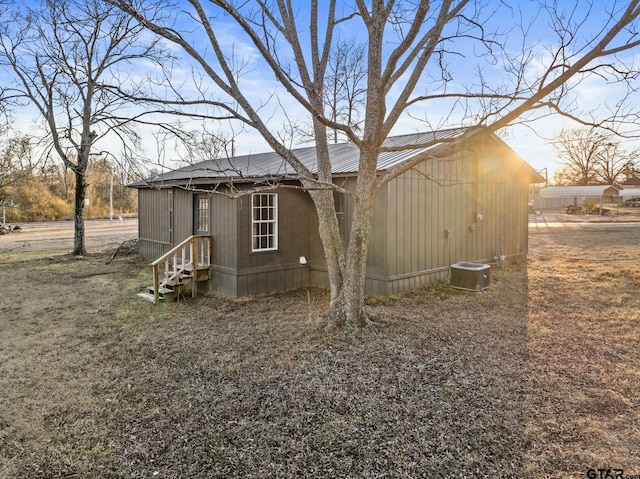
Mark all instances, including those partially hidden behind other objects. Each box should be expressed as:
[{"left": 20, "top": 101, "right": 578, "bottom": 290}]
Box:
[
  {"left": 311, "top": 264, "right": 450, "bottom": 296},
  {"left": 366, "top": 268, "right": 451, "bottom": 296},
  {"left": 208, "top": 252, "right": 524, "bottom": 298},
  {"left": 208, "top": 263, "right": 311, "bottom": 298}
]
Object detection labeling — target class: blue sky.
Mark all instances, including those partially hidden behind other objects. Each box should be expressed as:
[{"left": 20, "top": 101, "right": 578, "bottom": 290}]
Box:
[
  {"left": 155, "top": 0, "right": 640, "bottom": 179},
  {"left": 6, "top": 0, "right": 640, "bottom": 180}
]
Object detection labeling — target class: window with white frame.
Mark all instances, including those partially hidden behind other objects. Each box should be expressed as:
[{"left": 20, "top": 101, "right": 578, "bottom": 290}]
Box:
[
  {"left": 251, "top": 193, "right": 278, "bottom": 252},
  {"left": 197, "top": 197, "right": 209, "bottom": 232}
]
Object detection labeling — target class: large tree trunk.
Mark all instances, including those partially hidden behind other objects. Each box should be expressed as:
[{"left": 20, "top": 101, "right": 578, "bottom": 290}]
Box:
[
  {"left": 341, "top": 188, "right": 377, "bottom": 327},
  {"left": 73, "top": 169, "right": 86, "bottom": 256},
  {"left": 308, "top": 188, "right": 345, "bottom": 299},
  {"left": 309, "top": 187, "right": 378, "bottom": 329},
  {"left": 320, "top": 150, "right": 380, "bottom": 329},
  {"left": 305, "top": 108, "right": 349, "bottom": 327}
]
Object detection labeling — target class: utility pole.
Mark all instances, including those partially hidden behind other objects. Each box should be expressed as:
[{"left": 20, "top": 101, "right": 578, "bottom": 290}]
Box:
[
  {"left": 109, "top": 169, "right": 113, "bottom": 224},
  {"left": 2, "top": 199, "right": 14, "bottom": 225}
]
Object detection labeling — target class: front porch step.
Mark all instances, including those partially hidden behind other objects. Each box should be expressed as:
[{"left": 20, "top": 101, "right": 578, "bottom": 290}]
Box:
[
  {"left": 148, "top": 285, "right": 176, "bottom": 296},
  {"left": 142, "top": 235, "right": 213, "bottom": 304},
  {"left": 137, "top": 292, "right": 158, "bottom": 303},
  {"left": 141, "top": 277, "right": 209, "bottom": 303},
  {"left": 141, "top": 276, "right": 200, "bottom": 303}
]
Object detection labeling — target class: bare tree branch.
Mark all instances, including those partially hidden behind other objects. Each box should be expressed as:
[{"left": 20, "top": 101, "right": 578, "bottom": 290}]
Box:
[
  {"left": 107, "top": 0, "right": 640, "bottom": 327},
  {"left": 0, "top": 0, "right": 170, "bottom": 254}
]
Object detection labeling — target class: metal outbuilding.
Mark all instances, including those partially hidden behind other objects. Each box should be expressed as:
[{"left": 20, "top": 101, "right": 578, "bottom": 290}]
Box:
[
  {"left": 620, "top": 188, "right": 640, "bottom": 198},
  {"left": 539, "top": 185, "right": 620, "bottom": 198},
  {"left": 538, "top": 185, "right": 620, "bottom": 209}
]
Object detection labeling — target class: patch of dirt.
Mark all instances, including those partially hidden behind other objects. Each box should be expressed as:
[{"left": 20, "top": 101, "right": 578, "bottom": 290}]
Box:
[
  {"left": 0, "top": 222, "right": 639, "bottom": 478},
  {"left": 0, "top": 219, "right": 138, "bottom": 260}
]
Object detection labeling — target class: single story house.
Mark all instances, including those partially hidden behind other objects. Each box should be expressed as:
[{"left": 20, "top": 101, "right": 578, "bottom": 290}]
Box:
[{"left": 130, "top": 128, "right": 543, "bottom": 298}]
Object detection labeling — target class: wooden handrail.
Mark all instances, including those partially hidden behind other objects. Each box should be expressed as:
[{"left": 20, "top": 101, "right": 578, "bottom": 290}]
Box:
[
  {"left": 151, "top": 235, "right": 212, "bottom": 303},
  {"left": 152, "top": 235, "right": 202, "bottom": 266}
]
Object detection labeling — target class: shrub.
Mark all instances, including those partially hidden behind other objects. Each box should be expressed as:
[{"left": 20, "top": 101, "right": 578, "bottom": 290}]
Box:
[{"left": 5, "top": 178, "right": 72, "bottom": 222}]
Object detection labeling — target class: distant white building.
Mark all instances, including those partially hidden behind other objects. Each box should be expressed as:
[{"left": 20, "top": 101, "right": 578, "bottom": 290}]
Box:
[{"left": 538, "top": 185, "right": 620, "bottom": 209}]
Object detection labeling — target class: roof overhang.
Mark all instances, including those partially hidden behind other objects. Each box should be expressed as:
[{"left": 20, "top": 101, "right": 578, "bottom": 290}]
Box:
[{"left": 479, "top": 133, "right": 545, "bottom": 184}]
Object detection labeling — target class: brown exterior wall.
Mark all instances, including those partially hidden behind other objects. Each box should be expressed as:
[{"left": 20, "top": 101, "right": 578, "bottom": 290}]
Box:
[
  {"left": 371, "top": 137, "right": 531, "bottom": 295},
  {"left": 172, "top": 188, "right": 193, "bottom": 244},
  {"left": 138, "top": 185, "right": 317, "bottom": 298},
  {"left": 234, "top": 188, "right": 314, "bottom": 297},
  {"left": 138, "top": 188, "right": 172, "bottom": 259},
  {"left": 207, "top": 192, "right": 239, "bottom": 297},
  {"left": 475, "top": 138, "right": 531, "bottom": 263},
  {"left": 138, "top": 187, "right": 196, "bottom": 258},
  {"left": 136, "top": 136, "right": 532, "bottom": 298}
]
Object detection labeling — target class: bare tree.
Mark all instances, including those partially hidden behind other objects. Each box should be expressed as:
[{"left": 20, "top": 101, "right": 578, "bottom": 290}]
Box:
[
  {"left": 297, "top": 38, "right": 367, "bottom": 145},
  {"left": 0, "top": 0, "right": 167, "bottom": 254},
  {"left": 0, "top": 136, "right": 32, "bottom": 202},
  {"left": 0, "top": 1, "right": 9, "bottom": 133},
  {"left": 595, "top": 142, "right": 639, "bottom": 185},
  {"left": 294, "top": 38, "right": 366, "bottom": 145},
  {"left": 325, "top": 38, "right": 367, "bottom": 143},
  {"left": 554, "top": 128, "right": 606, "bottom": 185},
  {"left": 554, "top": 128, "right": 639, "bottom": 185},
  {"left": 621, "top": 161, "right": 640, "bottom": 183},
  {"left": 113, "top": 0, "right": 640, "bottom": 327},
  {"left": 174, "top": 126, "right": 234, "bottom": 165}
]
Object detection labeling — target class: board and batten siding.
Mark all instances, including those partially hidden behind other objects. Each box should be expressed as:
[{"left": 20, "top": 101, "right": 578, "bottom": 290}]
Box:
[
  {"left": 171, "top": 188, "right": 193, "bottom": 245},
  {"left": 207, "top": 192, "right": 239, "bottom": 297},
  {"left": 371, "top": 149, "right": 474, "bottom": 295},
  {"left": 476, "top": 140, "right": 531, "bottom": 263},
  {"left": 137, "top": 187, "right": 196, "bottom": 260},
  {"left": 308, "top": 176, "right": 388, "bottom": 292},
  {"left": 138, "top": 185, "right": 316, "bottom": 298},
  {"left": 138, "top": 188, "right": 172, "bottom": 259},
  {"left": 236, "top": 189, "right": 314, "bottom": 296},
  {"left": 374, "top": 139, "right": 531, "bottom": 295},
  {"left": 136, "top": 137, "right": 533, "bottom": 298}
]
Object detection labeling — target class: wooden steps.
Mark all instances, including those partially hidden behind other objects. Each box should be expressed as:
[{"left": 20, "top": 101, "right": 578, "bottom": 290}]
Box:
[
  {"left": 137, "top": 292, "right": 157, "bottom": 302},
  {"left": 139, "top": 235, "right": 212, "bottom": 304},
  {"left": 139, "top": 282, "right": 188, "bottom": 302}
]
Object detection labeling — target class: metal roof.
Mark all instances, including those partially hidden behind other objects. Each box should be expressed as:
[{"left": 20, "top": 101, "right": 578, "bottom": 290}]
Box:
[
  {"left": 620, "top": 188, "right": 640, "bottom": 197},
  {"left": 130, "top": 128, "right": 469, "bottom": 187},
  {"left": 622, "top": 177, "right": 640, "bottom": 186},
  {"left": 539, "top": 185, "right": 620, "bottom": 198}
]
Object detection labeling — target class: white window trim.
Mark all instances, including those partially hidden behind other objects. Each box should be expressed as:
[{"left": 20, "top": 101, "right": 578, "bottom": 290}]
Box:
[
  {"left": 251, "top": 193, "right": 278, "bottom": 252},
  {"left": 197, "top": 197, "right": 209, "bottom": 232}
]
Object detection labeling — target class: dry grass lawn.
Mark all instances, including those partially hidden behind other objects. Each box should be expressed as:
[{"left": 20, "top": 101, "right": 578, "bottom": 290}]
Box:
[
  {"left": 0, "top": 223, "right": 639, "bottom": 478},
  {"left": 525, "top": 225, "right": 640, "bottom": 478}
]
